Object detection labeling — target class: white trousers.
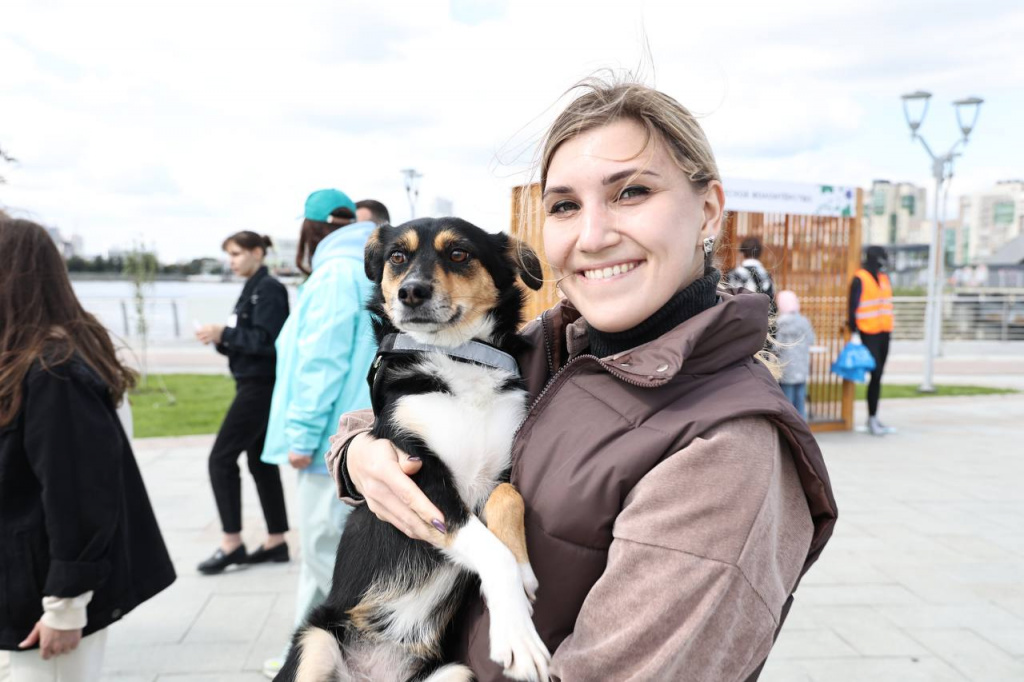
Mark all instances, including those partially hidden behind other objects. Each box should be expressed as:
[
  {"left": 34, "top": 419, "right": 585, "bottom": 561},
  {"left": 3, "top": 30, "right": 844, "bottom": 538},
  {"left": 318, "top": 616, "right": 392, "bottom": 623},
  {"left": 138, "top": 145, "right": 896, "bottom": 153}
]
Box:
[
  {"left": 293, "top": 471, "right": 351, "bottom": 629},
  {"left": 0, "top": 629, "right": 108, "bottom": 682}
]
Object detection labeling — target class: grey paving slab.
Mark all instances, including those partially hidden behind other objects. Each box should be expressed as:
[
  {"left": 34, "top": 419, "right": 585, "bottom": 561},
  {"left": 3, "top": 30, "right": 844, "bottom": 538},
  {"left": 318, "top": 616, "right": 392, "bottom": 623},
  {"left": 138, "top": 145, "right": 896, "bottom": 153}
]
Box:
[
  {"left": 973, "top": 627, "right": 1024, "bottom": 657},
  {"left": 152, "top": 671, "right": 268, "bottom": 675},
  {"left": 763, "top": 394, "right": 1024, "bottom": 681},
  {"left": 906, "top": 628, "right": 1024, "bottom": 681},
  {"left": 83, "top": 390, "right": 1024, "bottom": 681},
  {"left": 182, "top": 594, "right": 276, "bottom": 645},
  {"left": 768, "top": 656, "right": 970, "bottom": 682},
  {"left": 768, "top": 628, "right": 859, "bottom": 659}
]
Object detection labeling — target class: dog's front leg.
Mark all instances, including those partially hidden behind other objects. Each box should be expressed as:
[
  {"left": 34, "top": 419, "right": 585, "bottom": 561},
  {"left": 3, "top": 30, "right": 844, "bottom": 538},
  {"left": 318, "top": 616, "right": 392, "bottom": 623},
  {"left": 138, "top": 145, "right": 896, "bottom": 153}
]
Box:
[
  {"left": 442, "top": 516, "right": 550, "bottom": 682},
  {"left": 482, "top": 483, "right": 538, "bottom": 603}
]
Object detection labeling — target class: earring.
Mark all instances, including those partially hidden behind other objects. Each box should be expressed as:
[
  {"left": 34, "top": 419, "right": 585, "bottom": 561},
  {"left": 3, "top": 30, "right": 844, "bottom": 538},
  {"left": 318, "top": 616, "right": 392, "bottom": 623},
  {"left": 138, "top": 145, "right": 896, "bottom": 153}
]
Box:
[{"left": 703, "top": 235, "right": 715, "bottom": 271}]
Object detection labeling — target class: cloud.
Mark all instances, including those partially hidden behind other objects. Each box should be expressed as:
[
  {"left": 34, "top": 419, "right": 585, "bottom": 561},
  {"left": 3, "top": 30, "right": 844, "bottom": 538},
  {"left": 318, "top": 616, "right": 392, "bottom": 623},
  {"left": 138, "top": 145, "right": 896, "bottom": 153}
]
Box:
[{"left": 1, "top": 0, "right": 1022, "bottom": 260}]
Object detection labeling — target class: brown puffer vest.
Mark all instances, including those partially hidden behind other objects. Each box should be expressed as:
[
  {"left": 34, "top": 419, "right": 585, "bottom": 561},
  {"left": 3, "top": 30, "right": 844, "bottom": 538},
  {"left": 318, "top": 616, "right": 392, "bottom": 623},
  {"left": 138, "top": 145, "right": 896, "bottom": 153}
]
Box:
[{"left": 448, "top": 292, "right": 838, "bottom": 680}]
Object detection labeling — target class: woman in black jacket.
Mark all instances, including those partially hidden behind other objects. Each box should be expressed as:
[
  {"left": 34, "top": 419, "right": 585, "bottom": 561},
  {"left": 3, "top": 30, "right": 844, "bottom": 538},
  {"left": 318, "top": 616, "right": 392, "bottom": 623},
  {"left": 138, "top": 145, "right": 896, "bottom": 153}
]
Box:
[
  {"left": 0, "top": 218, "right": 176, "bottom": 677},
  {"left": 195, "top": 231, "right": 291, "bottom": 574}
]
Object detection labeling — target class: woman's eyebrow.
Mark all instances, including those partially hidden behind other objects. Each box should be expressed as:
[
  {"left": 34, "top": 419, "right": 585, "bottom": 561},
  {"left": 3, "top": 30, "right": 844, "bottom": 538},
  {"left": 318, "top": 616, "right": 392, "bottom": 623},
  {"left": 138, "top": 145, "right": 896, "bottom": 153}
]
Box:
[
  {"left": 603, "top": 168, "right": 660, "bottom": 185},
  {"left": 542, "top": 185, "right": 572, "bottom": 199}
]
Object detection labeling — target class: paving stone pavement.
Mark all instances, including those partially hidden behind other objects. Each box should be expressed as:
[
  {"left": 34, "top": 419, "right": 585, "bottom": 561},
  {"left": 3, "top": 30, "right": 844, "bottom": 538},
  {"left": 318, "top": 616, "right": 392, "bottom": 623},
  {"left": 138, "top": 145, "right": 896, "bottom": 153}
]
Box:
[{"left": 28, "top": 392, "right": 1020, "bottom": 681}]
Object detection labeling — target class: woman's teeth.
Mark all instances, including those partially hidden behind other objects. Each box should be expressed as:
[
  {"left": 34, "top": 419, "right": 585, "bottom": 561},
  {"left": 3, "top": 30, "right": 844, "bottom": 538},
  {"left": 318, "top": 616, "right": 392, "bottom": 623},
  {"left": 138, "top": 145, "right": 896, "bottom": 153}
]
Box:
[{"left": 582, "top": 262, "right": 638, "bottom": 281}]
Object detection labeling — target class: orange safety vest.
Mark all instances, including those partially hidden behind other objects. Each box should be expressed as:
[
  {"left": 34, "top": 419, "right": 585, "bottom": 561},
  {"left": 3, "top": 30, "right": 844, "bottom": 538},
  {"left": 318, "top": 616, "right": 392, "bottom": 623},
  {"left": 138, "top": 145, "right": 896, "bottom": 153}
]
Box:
[{"left": 854, "top": 269, "right": 894, "bottom": 333}]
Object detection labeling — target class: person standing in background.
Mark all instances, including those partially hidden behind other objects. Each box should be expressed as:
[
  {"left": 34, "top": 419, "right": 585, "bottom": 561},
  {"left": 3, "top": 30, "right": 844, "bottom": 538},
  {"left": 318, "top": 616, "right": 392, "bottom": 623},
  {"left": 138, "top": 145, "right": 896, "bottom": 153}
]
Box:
[
  {"left": 849, "top": 245, "right": 894, "bottom": 436},
  {"left": 775, "top": 290, "right": 816, "bottom": 420},
  {"left": 195, "top": 232, "right": 290, "bottom": 574},
  {"left": 258, "top": 190, "right": 379, "bottom": 679},
  {"left": 727, "top": 236, "right": 776, "bottom": 300},
  {"left": 0, "top": 218, "right": 175, "bottom": 681}
]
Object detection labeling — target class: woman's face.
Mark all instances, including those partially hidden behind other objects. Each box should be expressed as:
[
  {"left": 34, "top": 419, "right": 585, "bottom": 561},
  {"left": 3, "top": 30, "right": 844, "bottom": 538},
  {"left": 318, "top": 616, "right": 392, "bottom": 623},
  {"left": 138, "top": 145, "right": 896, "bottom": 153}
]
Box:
[
  {"left": 542, "top": 119, "right": 723, "bottom": 333},
  {"left": 225, "top": 243, "right": 263, "bottom": 278}
]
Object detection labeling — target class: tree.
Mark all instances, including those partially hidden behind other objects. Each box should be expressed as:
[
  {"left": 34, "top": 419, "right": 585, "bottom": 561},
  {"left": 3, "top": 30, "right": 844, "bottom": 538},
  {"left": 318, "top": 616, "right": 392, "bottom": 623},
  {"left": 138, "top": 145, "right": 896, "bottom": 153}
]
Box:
[
  {"left": 67, "top": 255, "right": 90, "bottom": 272},
  {"left": 122, "top": 243, "right": 158, "bottom": 385}
]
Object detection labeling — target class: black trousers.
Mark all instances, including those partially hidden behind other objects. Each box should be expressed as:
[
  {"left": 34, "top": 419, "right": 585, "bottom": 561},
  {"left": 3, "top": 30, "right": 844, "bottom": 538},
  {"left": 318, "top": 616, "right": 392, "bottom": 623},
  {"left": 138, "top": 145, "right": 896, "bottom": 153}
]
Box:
[
  {"left": 861, "top": 331, "right": 891, "bottom": 418},
  {"left": 209, "top": 377, "right": 288, "bottom": 534}
]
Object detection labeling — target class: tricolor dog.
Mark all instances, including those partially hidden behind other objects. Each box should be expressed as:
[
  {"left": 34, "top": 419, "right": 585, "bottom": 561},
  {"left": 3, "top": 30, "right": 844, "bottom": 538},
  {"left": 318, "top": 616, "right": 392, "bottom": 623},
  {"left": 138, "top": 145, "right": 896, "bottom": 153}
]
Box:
[{"left": 276, "top": 217, "right": 550, "bottom": 682}]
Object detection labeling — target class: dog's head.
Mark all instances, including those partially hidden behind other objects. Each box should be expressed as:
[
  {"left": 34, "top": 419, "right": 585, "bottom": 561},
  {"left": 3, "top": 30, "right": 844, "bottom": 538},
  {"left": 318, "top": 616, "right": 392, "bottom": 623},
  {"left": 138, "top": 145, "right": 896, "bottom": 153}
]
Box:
[{"left": 364, "top": 217, "right": 543, "bottom": 347}]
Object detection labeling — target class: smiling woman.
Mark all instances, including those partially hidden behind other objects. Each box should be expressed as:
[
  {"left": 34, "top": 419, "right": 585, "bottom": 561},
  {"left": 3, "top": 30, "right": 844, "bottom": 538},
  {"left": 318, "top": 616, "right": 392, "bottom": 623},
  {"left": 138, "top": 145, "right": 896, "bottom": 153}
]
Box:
[
  {"left": 336, "top": 76, "right": 839, "bottom": 682},
  {"left": 541, "top": 118, "right": 722, "bottom": 333}
]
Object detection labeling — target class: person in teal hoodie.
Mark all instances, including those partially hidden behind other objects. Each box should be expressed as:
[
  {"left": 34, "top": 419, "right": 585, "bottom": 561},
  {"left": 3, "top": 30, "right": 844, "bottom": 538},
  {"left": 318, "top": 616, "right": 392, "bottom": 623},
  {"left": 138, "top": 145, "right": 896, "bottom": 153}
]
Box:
[{"left": 259, "top": 189, "right": 380, "bottom": 678}]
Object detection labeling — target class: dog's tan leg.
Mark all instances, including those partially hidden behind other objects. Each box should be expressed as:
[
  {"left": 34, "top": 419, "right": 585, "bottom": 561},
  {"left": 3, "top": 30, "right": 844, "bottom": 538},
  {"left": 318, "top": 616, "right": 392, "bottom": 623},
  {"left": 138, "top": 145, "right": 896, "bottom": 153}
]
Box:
[
  {"left": 483, "top": 483, "right": 537, "bottom": 603},
  {"left": 421, "top": 663, "right": 474, "bottom": 682},
  {"left": 295, "top": 626, "right": 344, "bottom": 682}
]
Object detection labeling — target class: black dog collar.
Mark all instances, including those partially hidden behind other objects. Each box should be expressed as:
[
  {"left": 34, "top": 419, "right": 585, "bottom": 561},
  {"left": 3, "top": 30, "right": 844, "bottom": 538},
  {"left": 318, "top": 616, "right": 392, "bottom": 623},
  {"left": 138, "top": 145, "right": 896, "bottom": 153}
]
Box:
[
  {"left": 367, "top": 333, "right": 520, "bottom": 415},
  {"left": 379, "top": 333, "right": 519, "bottom": 376}
]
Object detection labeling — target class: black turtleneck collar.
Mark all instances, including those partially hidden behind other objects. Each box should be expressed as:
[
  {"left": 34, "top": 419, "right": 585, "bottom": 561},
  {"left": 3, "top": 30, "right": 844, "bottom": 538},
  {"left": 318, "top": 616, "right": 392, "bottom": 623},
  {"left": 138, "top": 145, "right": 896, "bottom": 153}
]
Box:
[{"left": 586, "top": 269, "right": 721, "bottom": 359}]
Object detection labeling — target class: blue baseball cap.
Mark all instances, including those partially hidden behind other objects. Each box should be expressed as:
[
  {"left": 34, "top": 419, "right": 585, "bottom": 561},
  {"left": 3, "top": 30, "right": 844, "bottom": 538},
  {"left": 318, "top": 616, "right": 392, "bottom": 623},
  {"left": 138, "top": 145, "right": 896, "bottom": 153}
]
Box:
[{"left": 304, "top": 189, "right": 357, "bottom": 222}]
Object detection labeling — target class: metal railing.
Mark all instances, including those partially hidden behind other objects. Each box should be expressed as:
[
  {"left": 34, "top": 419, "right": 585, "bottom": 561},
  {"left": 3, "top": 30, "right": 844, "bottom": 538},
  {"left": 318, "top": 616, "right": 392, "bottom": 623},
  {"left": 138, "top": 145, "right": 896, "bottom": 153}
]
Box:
[
  {"left": 893, "top": 294, "right": 1024, "bottom": 342},
  {"left": 81, "top": 295, "right": 240, "bottom": 342}
]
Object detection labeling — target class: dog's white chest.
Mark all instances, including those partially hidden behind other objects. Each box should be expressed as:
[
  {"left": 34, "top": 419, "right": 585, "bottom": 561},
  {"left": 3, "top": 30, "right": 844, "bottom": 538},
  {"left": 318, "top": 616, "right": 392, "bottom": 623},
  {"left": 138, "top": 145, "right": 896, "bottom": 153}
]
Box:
[{"left": 393, "top": 354, "right": 527, "bottom": 510}]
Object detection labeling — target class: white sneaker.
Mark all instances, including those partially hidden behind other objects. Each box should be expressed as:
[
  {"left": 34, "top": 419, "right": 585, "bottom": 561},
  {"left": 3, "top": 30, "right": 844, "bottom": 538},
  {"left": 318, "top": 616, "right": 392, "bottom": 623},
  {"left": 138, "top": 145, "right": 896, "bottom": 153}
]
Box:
[
  {"left": 868, "top": 416, "right": 886, "bottom": 437},
  {"left": 262, "top": 656, "right": 284, "bottom": 679}
]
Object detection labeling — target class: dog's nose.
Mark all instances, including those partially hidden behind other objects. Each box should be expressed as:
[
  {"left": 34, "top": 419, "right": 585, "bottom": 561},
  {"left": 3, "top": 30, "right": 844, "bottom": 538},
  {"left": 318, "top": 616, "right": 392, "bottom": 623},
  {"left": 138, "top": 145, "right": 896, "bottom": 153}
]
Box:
[{"left": 398, "top": 280, "right": 433, "bottom": 307}]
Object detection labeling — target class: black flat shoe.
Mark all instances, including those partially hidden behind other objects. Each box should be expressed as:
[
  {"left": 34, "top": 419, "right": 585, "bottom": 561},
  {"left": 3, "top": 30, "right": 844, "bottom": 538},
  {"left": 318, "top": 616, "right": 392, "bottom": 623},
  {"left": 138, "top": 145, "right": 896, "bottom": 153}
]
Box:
[
  {"left": 246, "top": 542, "right": 289, "bottom": 565},
  {"left": 197, "top": 545, "right": 247, "bottom": 574}
]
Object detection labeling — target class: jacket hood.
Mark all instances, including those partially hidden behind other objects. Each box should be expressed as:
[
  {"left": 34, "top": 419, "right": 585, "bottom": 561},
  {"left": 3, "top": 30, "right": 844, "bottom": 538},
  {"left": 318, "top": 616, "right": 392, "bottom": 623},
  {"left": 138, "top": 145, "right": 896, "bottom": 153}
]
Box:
[
  {"left": 311, "top": 220, "right": 376, "bottom": 271},
  {"left": 560, "top": 288, "right": 770, "bottom": 386}
]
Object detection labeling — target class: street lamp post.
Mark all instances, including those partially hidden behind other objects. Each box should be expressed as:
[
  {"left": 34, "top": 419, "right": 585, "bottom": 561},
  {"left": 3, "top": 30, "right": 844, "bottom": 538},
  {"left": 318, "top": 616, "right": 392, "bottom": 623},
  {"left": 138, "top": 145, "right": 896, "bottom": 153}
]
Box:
[
  {"left": 900, "top": 91, "right": 983, "bottom": 392},
  {"left": 401, "top": 168, "right": 423, "bottom": 220}
]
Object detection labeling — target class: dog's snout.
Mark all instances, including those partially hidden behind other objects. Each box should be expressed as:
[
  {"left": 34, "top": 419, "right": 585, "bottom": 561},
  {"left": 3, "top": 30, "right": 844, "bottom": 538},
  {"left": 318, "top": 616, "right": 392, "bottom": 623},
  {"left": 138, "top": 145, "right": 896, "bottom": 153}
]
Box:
[{"left": 398, "top": 280, "right": 433, "bottom": 307}]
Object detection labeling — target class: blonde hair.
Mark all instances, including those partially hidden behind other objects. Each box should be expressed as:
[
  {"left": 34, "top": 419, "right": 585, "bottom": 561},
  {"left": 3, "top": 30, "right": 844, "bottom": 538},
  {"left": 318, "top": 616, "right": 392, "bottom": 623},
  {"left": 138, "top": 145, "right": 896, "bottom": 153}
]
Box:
[{"left": 539, "top": 76, "right": 720, "bottom": 193}]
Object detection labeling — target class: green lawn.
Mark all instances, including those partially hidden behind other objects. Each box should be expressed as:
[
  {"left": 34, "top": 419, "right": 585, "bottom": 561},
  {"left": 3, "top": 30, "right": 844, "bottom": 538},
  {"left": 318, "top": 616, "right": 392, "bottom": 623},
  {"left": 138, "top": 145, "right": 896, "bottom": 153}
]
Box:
[
  {"left": 130, "top": 374, "right": 235, "bottom": 438},
  {"left": 855, "top": 384, "right": 1019, "bottom": 400}
]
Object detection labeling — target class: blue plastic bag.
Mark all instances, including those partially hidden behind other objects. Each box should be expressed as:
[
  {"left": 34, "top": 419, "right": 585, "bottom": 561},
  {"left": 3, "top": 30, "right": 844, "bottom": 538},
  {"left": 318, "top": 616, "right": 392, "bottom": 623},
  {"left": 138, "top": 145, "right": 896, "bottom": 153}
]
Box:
[{"left": 831, "top": 335, "right": 876, "bottom": 383}]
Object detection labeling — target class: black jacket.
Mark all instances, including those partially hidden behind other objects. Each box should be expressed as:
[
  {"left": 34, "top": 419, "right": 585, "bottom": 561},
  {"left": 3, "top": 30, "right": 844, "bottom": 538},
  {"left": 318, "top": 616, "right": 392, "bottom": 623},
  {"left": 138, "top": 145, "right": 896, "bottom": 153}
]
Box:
[
  {"left": 0, "top": 355, "right": 176, "bottom": 650},
  {"left": 216, "top": 266, "right": 289, "bottom": 380}
]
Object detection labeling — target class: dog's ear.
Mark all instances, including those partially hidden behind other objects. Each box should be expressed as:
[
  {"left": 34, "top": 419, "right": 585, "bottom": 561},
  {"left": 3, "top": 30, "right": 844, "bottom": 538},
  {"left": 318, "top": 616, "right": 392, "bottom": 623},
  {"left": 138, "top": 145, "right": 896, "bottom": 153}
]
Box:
[
  {"left": 364, "top": 226, "right": 387, "bottom": 281},
  {"left": 497, "top": 233, "right": 544, "bottom": 291}
]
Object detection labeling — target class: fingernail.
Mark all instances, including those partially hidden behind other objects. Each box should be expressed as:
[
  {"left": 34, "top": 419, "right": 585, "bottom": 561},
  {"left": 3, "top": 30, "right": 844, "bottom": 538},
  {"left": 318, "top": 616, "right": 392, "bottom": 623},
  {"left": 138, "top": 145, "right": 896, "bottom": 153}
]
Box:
[
  {"left": 408, "top": 456, "right": 422, "bottom": 462},
  {"left": 431, "top": 519, "right": 447, "bottom": 534}
]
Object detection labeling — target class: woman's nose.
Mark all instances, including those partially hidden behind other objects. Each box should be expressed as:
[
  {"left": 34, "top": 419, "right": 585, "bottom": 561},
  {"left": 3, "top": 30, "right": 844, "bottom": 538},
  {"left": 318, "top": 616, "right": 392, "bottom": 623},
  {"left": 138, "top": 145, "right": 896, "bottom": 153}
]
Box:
[{"left": 577, "top": 203, "right": 620, "bottom": 252}]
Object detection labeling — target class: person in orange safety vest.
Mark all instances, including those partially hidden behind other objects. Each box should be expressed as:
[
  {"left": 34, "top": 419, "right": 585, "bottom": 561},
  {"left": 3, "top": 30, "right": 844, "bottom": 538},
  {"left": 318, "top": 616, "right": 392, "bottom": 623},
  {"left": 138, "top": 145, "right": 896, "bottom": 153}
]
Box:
[{"left": 848, "top": 245, "right": 894, "bottom": 436}]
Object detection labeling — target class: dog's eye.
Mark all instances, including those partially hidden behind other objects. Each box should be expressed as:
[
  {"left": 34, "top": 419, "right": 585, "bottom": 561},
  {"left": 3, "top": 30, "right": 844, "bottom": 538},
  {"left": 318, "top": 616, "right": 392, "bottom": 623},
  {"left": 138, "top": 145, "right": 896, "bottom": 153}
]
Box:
[
  {"left": 450, "top": 249, "right": 469, "bottom": 263},
  {"left": 389, "top": 251, "right": 407, "bottom": 265}
]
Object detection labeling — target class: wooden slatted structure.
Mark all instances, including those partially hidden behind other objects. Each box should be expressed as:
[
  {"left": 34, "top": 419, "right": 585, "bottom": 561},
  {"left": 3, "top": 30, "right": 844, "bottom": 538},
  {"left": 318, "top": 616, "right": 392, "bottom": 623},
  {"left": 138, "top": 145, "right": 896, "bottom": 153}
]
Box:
[
  {"left": 510, "top": 184, "right": 863, "bottom": 432},
  {"left": 510, "top": 184, "right": 561, "bottom": 321}
]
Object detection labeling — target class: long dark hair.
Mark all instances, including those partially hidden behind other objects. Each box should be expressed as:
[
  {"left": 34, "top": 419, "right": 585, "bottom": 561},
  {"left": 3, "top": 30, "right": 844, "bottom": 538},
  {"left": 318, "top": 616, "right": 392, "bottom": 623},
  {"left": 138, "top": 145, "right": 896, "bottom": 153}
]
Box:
[
  {"left": 0, "top": 218, "right": 136, "bottom": 426},
  {"left": 296, "top": 207, "right": 354, "bottom": 275}
]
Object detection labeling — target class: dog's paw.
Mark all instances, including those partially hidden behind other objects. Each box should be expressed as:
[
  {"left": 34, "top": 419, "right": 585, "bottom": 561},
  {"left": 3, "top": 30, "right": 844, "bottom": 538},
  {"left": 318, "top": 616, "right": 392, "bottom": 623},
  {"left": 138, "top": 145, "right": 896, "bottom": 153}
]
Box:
[
  {"left": 519, "top": 562, "right": 539, "bottom": 604},
  {"left": 488, "top": 593, "right": 550, "bottom": 682}
]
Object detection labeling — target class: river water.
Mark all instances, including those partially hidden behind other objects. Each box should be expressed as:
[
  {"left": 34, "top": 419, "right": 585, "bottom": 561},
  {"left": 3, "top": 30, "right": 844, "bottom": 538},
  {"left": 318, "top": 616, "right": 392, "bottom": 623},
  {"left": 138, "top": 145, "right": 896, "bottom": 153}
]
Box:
[{"left": 73, "top": 280, "right": 265, "bottom": 342}]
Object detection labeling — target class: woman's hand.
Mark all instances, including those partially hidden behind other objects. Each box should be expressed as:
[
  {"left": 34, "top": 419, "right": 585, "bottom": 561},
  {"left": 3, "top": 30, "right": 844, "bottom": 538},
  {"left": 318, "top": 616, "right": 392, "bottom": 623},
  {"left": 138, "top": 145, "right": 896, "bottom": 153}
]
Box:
[
  {"left": 195, "top": 324, "right": 224, "bottom": 345},
  {"left": 288, "top": 452, "right": 313, "bottom": 469},
  {"left": 347, "top": 432, "right": 446, "bottom": 544},
  {"left": 19, "top": 621, "right": 83, "bottom": 660}
]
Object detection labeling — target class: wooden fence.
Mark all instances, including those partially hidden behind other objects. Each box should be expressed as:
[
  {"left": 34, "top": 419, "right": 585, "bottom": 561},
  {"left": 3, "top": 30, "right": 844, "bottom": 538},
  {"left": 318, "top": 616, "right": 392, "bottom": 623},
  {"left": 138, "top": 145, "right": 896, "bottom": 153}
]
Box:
[{"left": 510, "top": 185, "right": 863, "bottom": 431}]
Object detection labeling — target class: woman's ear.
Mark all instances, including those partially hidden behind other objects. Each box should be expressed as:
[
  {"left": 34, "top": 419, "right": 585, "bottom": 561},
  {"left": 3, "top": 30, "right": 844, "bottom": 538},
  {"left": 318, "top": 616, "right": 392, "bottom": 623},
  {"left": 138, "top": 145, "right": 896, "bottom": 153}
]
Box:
[{"left": 701, "top": 180, "right": 725, "bottom": 241}]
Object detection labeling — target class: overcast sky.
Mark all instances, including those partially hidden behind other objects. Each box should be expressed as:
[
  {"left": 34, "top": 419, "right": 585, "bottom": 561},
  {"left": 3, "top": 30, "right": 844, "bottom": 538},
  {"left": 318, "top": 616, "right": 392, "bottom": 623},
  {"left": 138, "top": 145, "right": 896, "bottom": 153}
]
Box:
[{"left": 2, "top": 0, "right": 1022, "bottom": 261}]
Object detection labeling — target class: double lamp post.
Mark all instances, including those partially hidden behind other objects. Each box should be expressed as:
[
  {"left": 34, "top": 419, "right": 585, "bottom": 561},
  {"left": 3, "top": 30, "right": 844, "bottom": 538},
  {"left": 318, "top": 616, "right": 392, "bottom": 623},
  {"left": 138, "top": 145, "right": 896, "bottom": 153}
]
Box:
[{"left": 899, "top": 91, "right": 983, "bottom": 392}]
